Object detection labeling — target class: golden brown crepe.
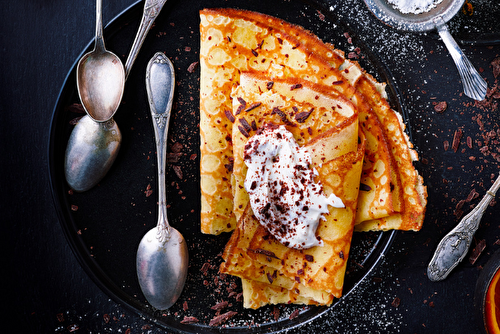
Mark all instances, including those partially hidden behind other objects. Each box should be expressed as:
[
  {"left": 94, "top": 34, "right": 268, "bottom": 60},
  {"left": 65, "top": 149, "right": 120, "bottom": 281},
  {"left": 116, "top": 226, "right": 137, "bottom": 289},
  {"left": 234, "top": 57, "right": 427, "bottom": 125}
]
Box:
[
  {"left": 199, "top": 8, "right": 427, "bottom": 309},
  {"left": 241, "top": 278, "right": 321, "bottom": 309},
  {"left": 220, "top": 72, "right": 364, "bottom": 307},
  {"left": 351, "top": 71, "right": 427, "bottom": 231},
  {"left": 221, "top": 137, "right": 366, "bottom": 307},
  {"left": 226, "top": 8, "right": 426, "bottom": 231},
  {"left": 199, "top": 8, "right": 357, "bottom": 234},
  {"left": 199, "top": 8, "right": 419, "bottom": 235},
  {"left": 231, "top": 72, "right": 359, "bottom": 222}
]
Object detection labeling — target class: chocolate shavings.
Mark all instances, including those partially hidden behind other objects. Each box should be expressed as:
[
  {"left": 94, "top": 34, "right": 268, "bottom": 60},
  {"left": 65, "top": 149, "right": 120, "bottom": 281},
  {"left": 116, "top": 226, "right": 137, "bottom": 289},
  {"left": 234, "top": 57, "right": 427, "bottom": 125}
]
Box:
[
  {"left": 247, "top": 248, "right": 280, "bottom": 260},
  {"left": 452, "top": 128, "right": 463, "bottom": 152},
  {"left": 211, "top": 301, "right": 229, "bottom": 311},
  {"left": 187, "top": 61, "right": 199, "bottom": 73},
  {"left": 244, "top": 102, "right": 262, "bottom": 113},
  {"left": 235, "top": 97, "right": 246, "bottom": 115},
  {"left": 434, "top": 101, "right": 447, "bottom": 113},
  {"left": 209, "top": 311, "right": 238, "bottom": 326},
  {"left": 360, "top": 183, "right": 372, "bottom": 191},
  {"left": 469, "top": 239, "right": 486, "bottom": 265},
  {"left": 239, "top": 117, "right": 252, "bottom": 132},
  {"left": 238, "top": 125, "right": 250, "bottom": 138},
  {"left": 180, "top": 316, "right": 199, "bottom": 324},
  {"left": 224, "top": 109, "right": 235, "bottom": 123},
  {"left": 295, "top": 108, "right": 314, "bottom": 123}
]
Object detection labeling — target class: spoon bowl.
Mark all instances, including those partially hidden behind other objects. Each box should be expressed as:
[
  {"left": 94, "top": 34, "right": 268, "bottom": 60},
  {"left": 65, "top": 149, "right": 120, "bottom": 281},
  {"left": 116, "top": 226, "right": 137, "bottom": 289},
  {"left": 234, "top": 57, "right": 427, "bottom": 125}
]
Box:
[
  {"left": 76, "top": 0, "right": 125, "bottom": 123},
  {"left": 65, "top": 0, "right": 168, "bottom": 192},
  {"left": 136, "top": 53, "right": 188, "bottom": 310},
  {"left": 137, "top": 225, "right": 188, "bottom": 309},
  {"left": 64, "top": 116, "right": 121, "bottom": 192},
  {"left": 77, "top": 51, "right": 125, "bottom": 122}
]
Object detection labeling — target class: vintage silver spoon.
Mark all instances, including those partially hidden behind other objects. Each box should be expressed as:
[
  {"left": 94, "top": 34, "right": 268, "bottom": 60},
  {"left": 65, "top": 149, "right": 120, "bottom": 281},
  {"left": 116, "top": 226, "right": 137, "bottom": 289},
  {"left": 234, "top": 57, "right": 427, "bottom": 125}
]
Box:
[
  {"left": 364, "top": 0, "right": 487, "bottom": 100},
  {"left": 428, "top": 174, "right": 500, "bottom": 281},
  {"left": 136, "top": 53, "right": 188, "bottom": 310},
  {"left": 65, "top": 0, "right": 168, "bottom": 192},
  {"left": 76, "top": 0, "right": 125, "bottom": 123}
]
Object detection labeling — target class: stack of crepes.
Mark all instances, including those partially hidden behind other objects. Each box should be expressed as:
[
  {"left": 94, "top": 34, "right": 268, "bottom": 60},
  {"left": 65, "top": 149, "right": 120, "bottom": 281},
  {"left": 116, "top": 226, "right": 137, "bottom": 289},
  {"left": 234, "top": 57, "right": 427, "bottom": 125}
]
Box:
[{"left": 199, "top": 8, "right": 427, "bottom": 309}]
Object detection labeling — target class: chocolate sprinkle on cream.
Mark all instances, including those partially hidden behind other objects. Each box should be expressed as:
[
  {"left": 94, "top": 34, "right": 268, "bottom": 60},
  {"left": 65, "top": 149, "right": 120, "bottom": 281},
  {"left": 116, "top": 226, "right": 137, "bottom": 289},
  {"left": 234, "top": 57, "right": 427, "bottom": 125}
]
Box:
[{"left": 244, "top": 124, "right": 344, "bottom": 249}]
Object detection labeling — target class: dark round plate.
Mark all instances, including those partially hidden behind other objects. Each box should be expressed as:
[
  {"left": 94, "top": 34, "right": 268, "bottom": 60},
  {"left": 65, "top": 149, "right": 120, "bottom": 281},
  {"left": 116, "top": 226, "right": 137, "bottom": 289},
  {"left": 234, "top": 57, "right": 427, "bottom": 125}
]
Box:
[
  {"left": 474, "top": 249, "right": 500, "bottom": 334},
  {"left": 48, "top": 0, "right": 400, "bottom": 332}
]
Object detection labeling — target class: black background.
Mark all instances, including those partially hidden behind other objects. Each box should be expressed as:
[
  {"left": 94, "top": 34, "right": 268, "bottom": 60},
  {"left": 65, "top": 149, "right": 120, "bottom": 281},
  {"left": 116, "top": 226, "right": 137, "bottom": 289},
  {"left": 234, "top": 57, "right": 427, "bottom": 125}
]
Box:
[{"left": 3, "top": 0, "right": 500, "bottom": 333}]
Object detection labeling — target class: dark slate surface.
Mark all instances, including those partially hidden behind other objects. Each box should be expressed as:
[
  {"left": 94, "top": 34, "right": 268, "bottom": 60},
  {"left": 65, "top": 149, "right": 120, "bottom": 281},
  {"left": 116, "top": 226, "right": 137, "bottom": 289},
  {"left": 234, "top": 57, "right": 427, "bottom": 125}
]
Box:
[{"left": 3, "top": 0, "right": 500, "bottom": 333}]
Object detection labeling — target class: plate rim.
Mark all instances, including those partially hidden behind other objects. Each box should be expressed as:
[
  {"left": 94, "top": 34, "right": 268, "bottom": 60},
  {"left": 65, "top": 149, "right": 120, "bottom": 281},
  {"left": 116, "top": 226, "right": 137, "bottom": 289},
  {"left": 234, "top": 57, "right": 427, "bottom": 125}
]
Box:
[{"left": 48, "top": 0, "right": 401, "bottom": 332}]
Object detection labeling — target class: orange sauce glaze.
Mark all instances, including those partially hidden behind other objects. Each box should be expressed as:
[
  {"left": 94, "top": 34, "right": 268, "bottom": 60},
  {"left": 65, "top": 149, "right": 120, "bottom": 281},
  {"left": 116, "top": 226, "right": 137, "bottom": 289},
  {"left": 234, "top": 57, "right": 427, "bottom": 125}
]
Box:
[{"left": 486, "top": 268, "right": 500, "bottom": 334}]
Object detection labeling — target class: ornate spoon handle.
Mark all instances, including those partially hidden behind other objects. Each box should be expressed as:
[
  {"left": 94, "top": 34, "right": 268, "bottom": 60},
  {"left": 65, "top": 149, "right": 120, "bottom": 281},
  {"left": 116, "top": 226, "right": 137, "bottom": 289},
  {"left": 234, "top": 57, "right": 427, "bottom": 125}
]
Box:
[
  {"left": 124, "top": 0, "right": 168, "bottom": 79},
  {"left": 145, "top": 52, "right": 175, "bottom": 243},
  {"left": 434, "top": 17, "right": 487, "bottom": 101},
  {"left": 427, "top": 174, "right": 500, "bottom": 281}
]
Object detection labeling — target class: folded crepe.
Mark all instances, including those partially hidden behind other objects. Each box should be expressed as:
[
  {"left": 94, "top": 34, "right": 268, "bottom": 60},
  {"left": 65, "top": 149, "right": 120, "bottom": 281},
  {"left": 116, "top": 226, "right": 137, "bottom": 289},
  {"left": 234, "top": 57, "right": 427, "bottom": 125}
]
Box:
[
  {"left": 199, "top": 8, "right": 355, "bottom": 234},
  {"left": 240, "top": 278, "right": 321, "bottom": 309},
  {"left": 199, "top": 8, "right": 427, "bottom": 309},
  {"left": 225, "top": 8, "right": 427, "bottom": 231},
  {"left": 222, "top": 140, "right": 366, "bottom": 308},
  {"left": 231, "top": 72, "right": 359, "bottom": 223},
  {"left": 199, "top": 8, "right": 423, "bottom": 235},
  {"left": 219, "top": 72, "right": 365, "bottom": 308}
]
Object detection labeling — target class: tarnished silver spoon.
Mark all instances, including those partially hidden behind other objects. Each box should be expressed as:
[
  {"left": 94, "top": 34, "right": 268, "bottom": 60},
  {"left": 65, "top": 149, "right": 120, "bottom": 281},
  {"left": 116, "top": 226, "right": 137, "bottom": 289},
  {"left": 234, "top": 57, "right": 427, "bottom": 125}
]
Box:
[
  {"left": 76, "top": 0, "right": 125, "bottom": 123},
  {"left": 136, "top": 53, "right": 188, "bottom": 310},
  {"left": 428, "top": 174, "right": 500, "bottom": 281},
  {"left": 65, "top": 0, "right": 168, "bottom": 192}
]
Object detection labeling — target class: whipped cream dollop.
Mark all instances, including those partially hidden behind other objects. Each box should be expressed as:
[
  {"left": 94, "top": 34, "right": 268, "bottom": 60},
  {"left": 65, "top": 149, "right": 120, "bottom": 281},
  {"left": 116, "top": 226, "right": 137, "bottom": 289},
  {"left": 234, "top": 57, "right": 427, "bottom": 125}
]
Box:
[{"left": 243, "top": 124, "right": 344, "bottom": 249}]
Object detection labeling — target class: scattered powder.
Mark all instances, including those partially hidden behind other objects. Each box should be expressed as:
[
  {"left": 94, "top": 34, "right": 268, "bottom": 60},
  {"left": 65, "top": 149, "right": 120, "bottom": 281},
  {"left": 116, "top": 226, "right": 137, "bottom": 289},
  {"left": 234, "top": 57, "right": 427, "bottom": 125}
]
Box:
[
  {"left": 289, "top": 255, "right": 406, "bottom": 333},
  {"left": 387, "top": 0, "right": 444, "bottom": 15},
  {"left": 327, "top": 1, "right": 429, "bottom": 70}
]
